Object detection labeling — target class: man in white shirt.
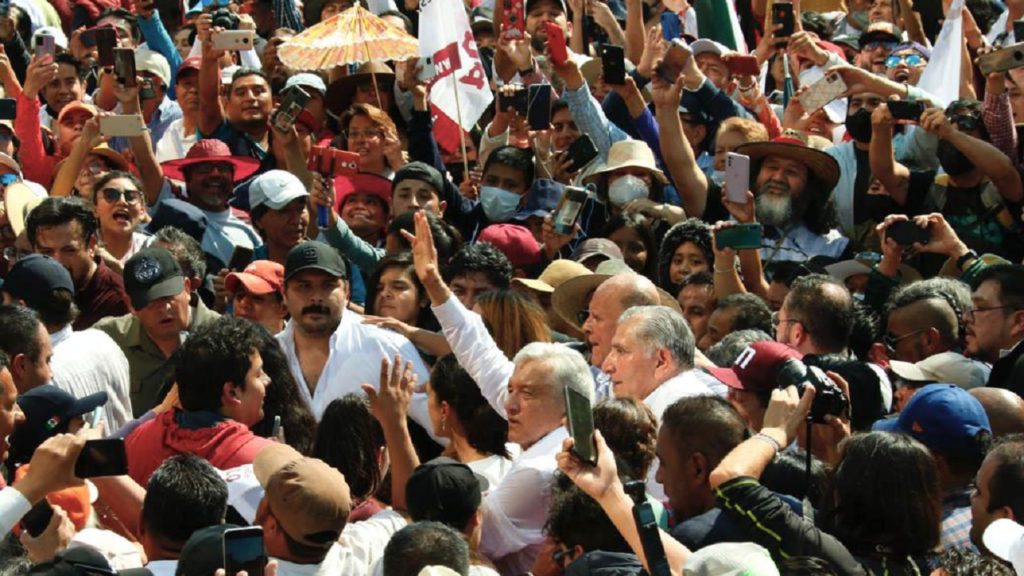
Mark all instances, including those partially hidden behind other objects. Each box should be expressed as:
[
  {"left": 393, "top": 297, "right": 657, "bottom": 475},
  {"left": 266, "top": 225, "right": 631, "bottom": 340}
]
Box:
[
  {"left": 154, "top": 57, "right": 201, "bottom": 163},
  {"left": 275, "top": 242, "right": 434, "bottom": 432}
]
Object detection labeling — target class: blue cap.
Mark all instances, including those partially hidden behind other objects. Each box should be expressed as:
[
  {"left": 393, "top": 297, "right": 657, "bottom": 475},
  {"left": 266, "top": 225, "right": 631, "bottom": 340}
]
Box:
[
  {"left": 872, "top": 384, "right": 991, "bottom": 456},
  {"left": 146, "top": 198, "right": 208, "bottom": 244},
  {"left": 513, "top": 179, "right": 563, "bottom": 221}
]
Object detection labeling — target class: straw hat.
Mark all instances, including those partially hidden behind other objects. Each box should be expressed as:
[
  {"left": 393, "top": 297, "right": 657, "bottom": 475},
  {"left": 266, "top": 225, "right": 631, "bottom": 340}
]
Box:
[
  {"left": 734, "top": 133, "right": 840, "bottom": 190},
  {"left": 552, "top": 259, "right": 680, "bottom": 331},
  {"left": 584, "top": 140, "right": 668, "bottom": 185},
  {"left": 325, "top": 61, "right": 396, "bottom": 116},
  {"left": 4, "top": 183, "right": 42, "bottom": 237},
  {"left": 512, "top": 259, "right": 591, "bottom": 293}
]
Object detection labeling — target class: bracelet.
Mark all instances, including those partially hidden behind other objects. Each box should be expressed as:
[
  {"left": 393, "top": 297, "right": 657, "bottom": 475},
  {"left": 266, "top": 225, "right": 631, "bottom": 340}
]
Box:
[
  {"left": 956, "top": 249, "right": 979, "bottom": 271},
  {"left": 752, "top": 432, "right": 782, "bottom": 454},
  {"left": 713, "top": 266, "right": 734, "bottom": 274}
]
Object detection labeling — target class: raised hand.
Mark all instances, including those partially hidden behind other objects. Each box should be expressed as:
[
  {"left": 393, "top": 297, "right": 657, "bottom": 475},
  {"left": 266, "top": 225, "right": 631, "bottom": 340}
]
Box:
[
  {"left": 401, "top": 210, "right": 442, "bottom": 287},
  {"left": 556, "top": 430, "right": 621, "bottom": 502},
  {"left": 362, "top": 355, "right": 417, "bottom": 426}
]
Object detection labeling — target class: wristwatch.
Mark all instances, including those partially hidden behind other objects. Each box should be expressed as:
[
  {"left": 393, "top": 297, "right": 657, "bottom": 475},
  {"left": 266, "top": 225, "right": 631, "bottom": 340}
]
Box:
[{"left": 956, "top": 249, "right": 979, "bottom": 271}]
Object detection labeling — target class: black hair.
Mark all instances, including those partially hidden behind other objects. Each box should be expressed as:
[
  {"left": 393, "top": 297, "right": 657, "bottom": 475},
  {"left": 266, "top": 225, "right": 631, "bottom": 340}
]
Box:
[
  {"left": 680, "top": 270, "right": 714, "bottom": 289},
  {"left": 784, "top": 274, "right": 853, "bottom": 353},
  {"left": 97, "top": 8, "right": 141, "bottom": 44},
  {"left": 974, "top": 264, "right": 1024, "bottom": 310},
  {"left": 445, "top": 242, "right": 513, "bottom": 289},
  {"left": 141, "top": 454, "right": 228, "bottom": 547},
  {"left": 0, "top": 350, "right": 8, "bottom": 373},
  {"left": 946, "top": 99, "right": 989, "bottom": 140},
  {"left": 761, "top": 449, "right": 828, "bottom": 505},
  {"left": 545, "top": 477, "right": 631, "bottom": 555},
  {"left": 716, "top": 293, "right": 772, "bottom": 335},
  {"left": 0, "top": 305, "right": 42, "bottom": 365},
  {"left": 365, "top": 252, "right": 439, "bottom": 332},
  {"left": 91, "top": 170, "right": 143, "bottom": 204},
  {"left": 659, "top": 220, "right": 714, "bottom": 294},
  {"left": 174, "top": 317, "right": 264, "bottom": 413},
  {"left": 661, "top": 396, "right": 745, "bottom": 470},
  {"left": 983, "top": 434, "right": 1024, "bottom": 520},
  {"left": 886, "top": 282, "right": 962, "bottom": 347},
  {"left": 429, "top": 355, "right": 509, "bottom": 458},
  {"left": 378, "top": 9, "right": 413, "bottom": 33},
  {"left": 153, "top": 226, "right": 207, "bottom": 281},
  {"left": 765, "top": 260, "right": 812, "bottom": 287},
  {"left": 386, "top": 212, "right": 463, "bottom": 271},
  {"left": 313, "top": 395, "right": 386, "bottom": 501},
  {"left": 26, "top": 196, "right": 98, "bottom": 248},
  {"left": 229, "top": 68, "right": 270, "bottom": 94},
  {"left": 552, "top": 99, "right": 570, "bottom": 116},
  {"left": 382, "top": 521, "right": 470, "bottom": 576},
  {"left": 54, "top": 53, "right": 87, "bottom": 80},
  {"left": 601, "top": 212, "right": 658, "bottom": 280},
  {"left": 593, "top": 398, "right": 657, "bottom": 480},
  {"left": 848, "top": 300, "right": 881, "bottom": 361},
  {"left": 482, "top": 145, "right": 535, "bottom": 187},
  {"left": 30, "top": 288, "right": 77, "bottom": 329},
  {"left": 249, "top": 327, "right": 318, "bottom": 455}
]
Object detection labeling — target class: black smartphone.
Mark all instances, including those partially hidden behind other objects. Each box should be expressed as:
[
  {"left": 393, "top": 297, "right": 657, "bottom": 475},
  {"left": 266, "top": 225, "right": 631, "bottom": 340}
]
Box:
[
  {"left": 600, "top": 44, "right": 626, "bottom": 86},
  {"left": 0, "top": 98, "right": 15, "bottom": 120},
  {"left": 564, "top": 386, "right": 596, "bottom": 465},
  {"left": 886, "top": 220, "right": 930, "bottom": 246},
  {"left": 888, "top": 100, "right": 924, "bottom": 123},
  {"left": 74, "top": 438, "right": 128, "bottom": 478},
  {"left": 21, "top": 500, "right": 53, "bottom": 538},
  {"left": 1015, "top": 19, "right": 1024, "bottom": 40},
  {"left": 96, "top": 27, "right": 118, "bottom": 68},
  {"left": 772, "top": 2, "right": 795, "bottom": 43},
  {"left": 565, "top": 135, "right": 599, "bottom": 173},
  {"left": 510, "top": 87, "right": 528, "bottom": 117},
  {"left": 224, "top": 526, "right": 267, "bottom": 575},
  {"left": 227, "top": 246, "right": 254, "bottom": 272},
  {"left": 527, "top": 84, "right": 552, "bottom": 131},
  {"left": 113, "top": 48, "right": 136, "bottom": 87},
  {"left": 272, "top": 86, "right": 312, "bottom": 133}
]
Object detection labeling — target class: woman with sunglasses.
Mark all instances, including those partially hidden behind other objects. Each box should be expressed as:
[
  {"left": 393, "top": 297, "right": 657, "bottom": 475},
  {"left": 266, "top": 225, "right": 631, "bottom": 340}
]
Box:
[{"left": 91, "top": 171, "right": 153, "bottom": 266}]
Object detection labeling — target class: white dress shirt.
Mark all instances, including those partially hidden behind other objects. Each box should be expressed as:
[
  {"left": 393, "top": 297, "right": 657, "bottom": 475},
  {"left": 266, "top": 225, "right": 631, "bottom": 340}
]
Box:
[
  {"left": 277, "top": 510, "right": 407, "bottom": 576},
  {"left": 50, "top": 325, "right": 134, "bottom": 432},
  {"left": 144, "top": 560, "right": 178, "bottom": 576},
  {"left": 275, "top": 311, "right": 434, "bottom": 436},
  {"left": 154, "top": 117, "right": 198, "bottom": 163}
]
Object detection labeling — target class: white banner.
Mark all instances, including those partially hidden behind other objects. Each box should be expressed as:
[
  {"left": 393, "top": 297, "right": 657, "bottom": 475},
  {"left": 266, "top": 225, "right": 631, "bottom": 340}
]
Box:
[{"left": 918, "top": 0, "right": 964, "bottom": 109}]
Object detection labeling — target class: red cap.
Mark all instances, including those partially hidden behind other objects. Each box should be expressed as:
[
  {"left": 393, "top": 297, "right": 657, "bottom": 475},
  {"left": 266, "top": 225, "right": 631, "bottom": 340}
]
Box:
[
  {"left": 478, "top": 224, "right": 542, "bottom": 270},
  {"left": 333, "top": 172, "right": 391, "bottom": 211},
  {"left": 295, "top": 109, "right": 321, "bottom": 134},
  {"left": 177, "top": 55, "right": 202, "bottom": 78},
  {"left": 707, "top": 341, "right": 804, "bottom": 392},
  {"left": 225, "top": 260, "right": 285, "bottom": 295}
]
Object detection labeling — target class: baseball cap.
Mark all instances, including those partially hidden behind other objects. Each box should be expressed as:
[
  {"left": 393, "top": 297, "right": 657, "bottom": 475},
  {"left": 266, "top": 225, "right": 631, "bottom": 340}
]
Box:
[
  {"left": 334, "top": 172, "right": 392, "bottom": 212},
  {"left": 888, "top": 351, "right": 990, "bottom": 390},
  {"left": 513, "top": 179, "right": 562, "bottom": 221},
  {"left": 682, "top": 542, "right": 780, "bottom": 576},
  {"left": 175, "top": 524, "right": 241, "bottom": 576},
  {"left": 393, "top": 162, "right": 444, "bottom": 198},
  {"left": 123, "top": 248, "right": 185, "bottom": 310},
  {"left": 984, "top": 519, "right": 1024, "bottom": 574},
  {"left": 249, "top": 170, "right": 310, "bottom": 211},
  {"left": 872, "top": 383, "right": 991, "bottom": 456},
  {"left": 254, "top": 443, "right": 351, "bottom": 549},
  {"left": 30, "top": 545, "right": 152, "bottom": 576},
  {"left": 177, "top": 56, "right": 202, "bottom": 78},
  {"left": 284, "top": 241, "right": 347, "bottom": 282},
  {"left": 57, "top": 102, "right": 98, "bottom": 127},
  {"left": 226, "top": 260, "right": 285, "bottom": 296},
  {"left": 285, "top": 73, "right": 327, "bottom": 95},
  {"left": 477, "top": 224, "right": 542, "bottom": 270},
  {"left": 571, "top": 238, "right": 623, "bottom": 266},
  {"left": 513, "top": 259, "right": 592, "bottom": 293},
  {"left": 859, "top": 22, "right": 902, "bottom": 49},
  {"left": 135, "top": 48, "right": 171, "bottom": 87},
  {"left": 0, "top": 254, "right": 75, "bottom": 311},
  {"left": 8, "top": 385, "right": 108, "bottom": 467},
  {"left": 706, "top": 342, "right": 804, "bottom": 392},
  {"left": 406, "top": 457, "right": 489, "bottom": 528},
  {"left": 691, "top": 39, "right": 729, "bottom": 57},
  {"left": 144, "top": 199, "right": 208, "bottom": 243}
]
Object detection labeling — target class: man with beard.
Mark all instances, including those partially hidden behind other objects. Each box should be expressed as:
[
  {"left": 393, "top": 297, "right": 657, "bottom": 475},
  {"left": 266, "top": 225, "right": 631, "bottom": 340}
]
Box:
[
  {"left": 275, "top": 241, "right": 436, "bottom": 434},
  {"left": 493, "top": 0, "right": 586, "bottom": 83},
  {"left": 870, "top": 100, "right": 1024, "bottom": 261},
  {"left": 198, "top": 35, "right": 274, "bottom": 160}
]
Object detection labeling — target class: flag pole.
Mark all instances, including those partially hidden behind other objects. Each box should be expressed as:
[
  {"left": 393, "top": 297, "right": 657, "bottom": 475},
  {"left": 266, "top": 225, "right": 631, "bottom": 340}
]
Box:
[{"left": 450, "top": 71, "right": 471, "bottom": 180}]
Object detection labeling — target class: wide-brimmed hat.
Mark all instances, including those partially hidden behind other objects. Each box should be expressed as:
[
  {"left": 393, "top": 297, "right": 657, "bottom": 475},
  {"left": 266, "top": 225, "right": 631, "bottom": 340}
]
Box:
[
  {"left": 325, "top": 61, "right": 396, "bottom": 116},
  {"left": 513, "top": 259, "right": 592, "bottom": 293},
  {"left": 160, "top": 139, "right": 260, "bottom": 183},
  {"left": 4, "top": 182, "right": 43, "bottom": 237},
  {"left": 734, "top": 133, "right": 841, "bottom": 190},
  {"left": 552, "top": 259, "right": 679, "bottom": 330},
  {"left": 824, "top": 252, "right": 921, "bottom": 286},
  {"left": 584, "top": 140, "right": 668, "bottom": 185}
]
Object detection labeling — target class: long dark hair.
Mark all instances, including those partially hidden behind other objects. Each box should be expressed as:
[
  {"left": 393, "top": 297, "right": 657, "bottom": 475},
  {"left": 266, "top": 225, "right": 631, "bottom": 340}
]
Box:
[
  {"left": 601, "top": 212, "right": 658, "bottom": 281},
  {"left": 313, "top": 395, "right": 386, "bottom": 501},
  {"left": 250, "top": 327, "right": 318, "bottom": 455},
  {"left": 430, "top": 355, "right": 510, "bottom": 459},
  {"left": 750, "top": 158, "right": 839, "bottom": 235},
  {"left": 365, "top": 252, "right": 439, "bottom": 332}
]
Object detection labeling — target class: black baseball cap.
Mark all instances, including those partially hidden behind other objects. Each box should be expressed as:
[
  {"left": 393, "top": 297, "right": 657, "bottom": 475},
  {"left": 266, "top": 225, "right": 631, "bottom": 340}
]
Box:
[
  {"left": 406, "top": 457, "right": 488, "bottom": 529},
  {"left": 8, "top": 385, "right": 108, "bottom": 467},
  {"left": 0, "top": 255, "right": 75, "bottom": 310},
  {"left": 123, "top": 247, "right": 185, "bottom": 309},
  {"left": 393, "top": 162, "right": 444, "bottom": 199},
  {"left": 29, "top": 545, "right": 152, "bottom": 575},
  {"left": 175, "top": 523, "right": 241, "bottom": 576},
  {"left": 284, "top": 241, "right": 346, "bottom": 282}
]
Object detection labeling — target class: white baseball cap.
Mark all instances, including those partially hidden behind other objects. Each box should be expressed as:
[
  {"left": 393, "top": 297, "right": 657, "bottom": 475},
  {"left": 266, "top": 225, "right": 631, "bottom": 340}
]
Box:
[
  {"left": 889, "top": 351, "right": 991, "bottom": 390},
  {"left": 249, "top": 170, "right": 309, "bottom": 210},
  {"left": 135, "top": 48, "right": 171, "bottom": 87},
  {"left": 984, "top": 519, "right": 1024, "bottom": 574}
]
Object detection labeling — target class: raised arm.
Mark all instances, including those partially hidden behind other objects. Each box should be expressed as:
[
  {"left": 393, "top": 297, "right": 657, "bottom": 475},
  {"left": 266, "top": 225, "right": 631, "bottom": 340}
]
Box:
[
  {"left": 118, "top": 78, "right": 165, "bottom": 207},
  {"left": 624, "top": 0, "right": 645, "bottom": 64},
  {"left": 363, "top": 356, "right": 421, "bottom": 512},
  {"left": 51, "top": 116, "right": 107, "bottom": 198},
  {"left": 197, "top": 15, "right": 227, "bottom": 137},
  {"left": 868, "top": 103, "right": 912, "bottom": 206},
  {"left": 653, "top": 73, "right": 710, "bottom": 217}
]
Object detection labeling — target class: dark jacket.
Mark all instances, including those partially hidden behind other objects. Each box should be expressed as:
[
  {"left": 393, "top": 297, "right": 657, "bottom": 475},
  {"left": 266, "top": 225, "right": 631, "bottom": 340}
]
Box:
[
  {"left": 565, "top": 551, "right": 643, "bottom": 576},
  {"left": 988, "top": 340, "right": 1024, "bottom": 396}
]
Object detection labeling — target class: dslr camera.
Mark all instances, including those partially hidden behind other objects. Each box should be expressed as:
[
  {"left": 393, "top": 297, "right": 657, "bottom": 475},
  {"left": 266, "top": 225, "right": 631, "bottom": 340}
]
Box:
[
  {"left": 211, "top": 7, "right": 240, "bottom": 30},
  {"left": 776, "top": 359, "right": 848, "bottom": 423}
]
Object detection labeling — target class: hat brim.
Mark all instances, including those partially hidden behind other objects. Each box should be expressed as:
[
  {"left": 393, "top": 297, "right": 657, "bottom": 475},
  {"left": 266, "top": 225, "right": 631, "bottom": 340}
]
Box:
[
  {"left": 68, "top": 391, "right": 109, "bottom": 418},
  {"left": 130, "top": 276, "right": 184, "bottom": 310},
  {"left": 870, "top": 414, "right": 903, "bottom": 433},
  {"left": 325, "top": 71, "right": 396, "bottom": 116},
  {"left": 226, "top": 271, "right": 278, "bottom": 295},
  {"left": 706, "top": 367, "right": 743, "bottom": 389},
  {"left": 552, "top": 274, "right": 610, "bottom": 330},
  {"left": 984, "top": 519, "right": 1024, "bottom": 563},
  {"left": 584, "top": 160, "right": 669, "bottom": 185},
  {"left": 888, "top": 360, "right": 930, "bottom": 383},
  {"left": 161, "top": 156, "right": 261, "bottom": 183},
  {"left": 260, "top": 190, "right": 310, "bottom": 211},
  {"left": 5, "top": 183, "right": 42, "bottom": 237},
  {"left": 512, "top": 277, "right": 555, "bottom": 293},
  {"left": 90, "top": 147, "right": 131, "bottom": 172},
  {"left": 734, "top": 141, "right": 840, "bottom": 190}
]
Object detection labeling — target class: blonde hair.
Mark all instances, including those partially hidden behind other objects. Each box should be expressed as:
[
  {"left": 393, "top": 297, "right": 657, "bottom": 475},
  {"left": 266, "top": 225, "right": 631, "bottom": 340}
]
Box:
[{"left": 476, "top": 289, "right": 552, "bottom": 359}]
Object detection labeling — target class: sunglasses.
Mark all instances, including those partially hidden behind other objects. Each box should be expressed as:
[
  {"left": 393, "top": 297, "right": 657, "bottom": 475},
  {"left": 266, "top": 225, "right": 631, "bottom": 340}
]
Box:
[
  {"left": 885, "top": 53, "right": 925, "bottom": 67},
  {"left": 100, "top": 187, "right": 141, "bottom": 204},
  {"left": 0, "top": 173, "right": 17, "bottom": 186}
]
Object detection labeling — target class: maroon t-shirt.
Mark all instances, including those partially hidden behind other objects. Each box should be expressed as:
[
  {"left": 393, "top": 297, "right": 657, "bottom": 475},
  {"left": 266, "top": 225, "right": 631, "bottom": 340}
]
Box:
[{"left": 74, "top": 258, "right": 131, "bottom": 330}]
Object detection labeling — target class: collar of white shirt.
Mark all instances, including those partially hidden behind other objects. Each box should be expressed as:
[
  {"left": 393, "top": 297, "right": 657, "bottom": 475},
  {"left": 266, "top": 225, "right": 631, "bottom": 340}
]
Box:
[{"left": 50, "top": 324, "right": 73, "bottom": 347}]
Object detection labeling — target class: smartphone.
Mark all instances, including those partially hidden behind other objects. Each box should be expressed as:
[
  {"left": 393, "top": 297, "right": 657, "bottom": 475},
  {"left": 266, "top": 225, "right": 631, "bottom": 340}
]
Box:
[
  {"left": 223, "top": 526, "right": 267, "bottom": 576},
  {"left": 726, "top": 54, "right": 760, "bottom": 76},
  {"left": 100, "top": 115, "right": 147, "bottom": 137},
  {"left": 798, "top": 72, "right": 848, "bottom": 112},
  {"left": 75, "top": 438, "right": 128, "bottom": 478},
  {"left": 564, "top": 386, "right": 596, "bottom": 465},
  {"left": 716, "top": 223, "right": 763, "bottom": 250},
  {"left": 228, "top": 246, "right": 254, "bottom": 271},
  {"left": 212, "top": 30, "right": 255, "bottom": 51},
  {"left": 21, "top": 500, "right": 53, "bottom": 538},
  {"left": 528, "top": 84, "right": 552, "bottom": 130},
  {"left": 329, "top": 149, "right": 360, "bottom": 176},
  {"left": 600, "top": 44, "right": 626, "bottom": 85},
  {"left": 272, "top": 86, "right": 311, "bottom": 133},
  {"left": 658, "top": 39, "right": 691, "bottom": 83},
  {"left": 661, "top": 11, "right": 681, "bottom": 41},
  {"left": 499, "top": 85, "right": 528, "bottom": 116},
  {"left": 271, "top": 415, "right": 282, "bottom": 439},
  {"left": 545, "top": 21, "right": 569, "bottom": 66},
  {"left": 35, "top": 34, "right": 55, "bottom": 59},
  {"left": 416, "top": 56, "right": 435, "bottom": 84},
  {"left": 886, "top": 220, "right": 930, "bottom": 246},
  {"left": 553, "top": 185, "right": 588, "bottom": 234},
  {"left": 725, "top": 153, "right": 750, "bottom": 203},
  {"left": 978, "top": 46, "right": 1024, "bottom": 75},
  {"left": 1015, "top": 19, "right": 1024, "bottom": 41},
  {"left": 772, "top": 2, "right": 795, "bottom": 43},
  {"left": 887, "top": 100, "right": 924, "bottom": 123},
  {"left": 96, "top": 27, "right": 118, "bottom": 68},
  {"left": 113, "top": 48, "right": 136, "bottom": 87},
  {"left": 565, "top": 134, "right": 599, "bottom": 173},
  {"left": 502, "top": 0, "right": 526, "bottom": 39},
  {"left": 0, "top": 98, "right": 14, "bottom": 121}
]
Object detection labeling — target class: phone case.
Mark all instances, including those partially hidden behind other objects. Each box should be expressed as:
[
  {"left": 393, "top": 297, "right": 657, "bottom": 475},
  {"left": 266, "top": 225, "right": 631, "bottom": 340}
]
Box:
[
  {"left": 566, "top": 135, "right": 598, "bottom": 172},
  {"left": 96, "top": 27, "right": 118, "bottom": 67},
  {"left": 887, "top": 100, "right": 924, "bottom": 122},
  {"left": 716, "top": 224, "right": 763, "bottom": 251},
  {"left": 35, "top": 35, "right": 54, "bottom": 59},
  {"left": 553, "top": 186, "right": 588, "bottom": 234},
  {"left": 772, "top": 3, "right": 794, "bottom": 39},
  {"left": 528, "top": 84, "right": 552, "bottom": 130},
  {"left": 726, "top": 55, "right": 760, "bottom": 76},
  {"left": 502, "top": 0, "right": 525, "bottom": 38},
  {"left": 887, "top": 221, "right": 930, "bottom": 245},
  {"left": 331, "top": 150, "right": 360, "bottom": 176},
  {"left": 725, "top": 153, "right": 750, "bottom": 203},
  {"left": 600, "top": 44, "right": 626, "bottom": 85},
  {"left": 272, "top": 86, "right": 311, "bottom": 133},
  {"left": 978, "top": 46, "right": 1024, "bottom": 75},
  {"left": 113, "top": 48, "right": 136, "bottom": 86},
  {"left": 546, "top": 22, "right": 569, "bottom": 65},
  {"left": 212, "top": 30, "right": 255, "bottom": 51},
  {"left": 100, "top": 115, "right": 147, "bottom": 138},
  {"left": 658, "top": 39, "right": 691, "bottom": 82},
  {"left": 799, "top": 73, "right": 848, "bottom": 112}
]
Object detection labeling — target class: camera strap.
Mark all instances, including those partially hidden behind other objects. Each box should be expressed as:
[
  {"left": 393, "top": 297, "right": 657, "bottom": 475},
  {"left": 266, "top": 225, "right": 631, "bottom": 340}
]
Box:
[{"left": 802, "top": 414, "right": 815, "bottom": 527}]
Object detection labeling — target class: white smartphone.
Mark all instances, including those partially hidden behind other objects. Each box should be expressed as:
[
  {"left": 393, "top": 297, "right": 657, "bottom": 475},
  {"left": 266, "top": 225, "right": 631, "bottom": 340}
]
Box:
[
  {"left": 417, "top": 56, "right": 436, "bottom": 83},
  {"left": 725, "top": 152, "right": 750, "bottom": 204},
  {"left": 798, "top": 72, "right": 848, "bottom": 112},
  {"left": 211, "top": 30, "right": 255, "bottom": 51},
  {"left": 100, "top": 114, "right": 147, "bottom": 137}
]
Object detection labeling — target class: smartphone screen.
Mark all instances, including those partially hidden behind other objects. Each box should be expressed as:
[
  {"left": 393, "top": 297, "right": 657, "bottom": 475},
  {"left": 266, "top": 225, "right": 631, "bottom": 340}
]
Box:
[
  {"left": 527, "top": 84, "right": 552, "bottom": 130},
  {"left": 74, "top": 439, "right": 128, "bottom": 478},
  {"left": 600, "top": 44, "right": 626, "bottom": 85},
  {"left": 564, "top": 386, "right": 596, "bottom": 464},
  {"left": 224, "top": 526, "right": 267, "bottom": 575},
  {"left": 113, "top": 48, "right": 136, "bottom": 87},
  {"left": 96, "top": 27, "right": 118, "bottom": 67},
  {"left": 227, "top": 246, "right": 254, "bottom": 271},
  {"left": 886, "top": 220, "right": 930, "bottom": 246},
  {"left": 21, "top": 500, "right": 53, "bottom": 537}
]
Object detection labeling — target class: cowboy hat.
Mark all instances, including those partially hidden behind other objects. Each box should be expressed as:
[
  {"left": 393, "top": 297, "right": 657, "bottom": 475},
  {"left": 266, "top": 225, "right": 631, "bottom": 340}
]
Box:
[
  {"left": 584, "top": 140, "right": 668, "bottom": 185},
  {"left": 4, "top": 182, "right": 43, "bottom": 237},
  {"left": 160, "top": 139, "right": 261, "bottom": 183},
  {"left": 552, "top": 259, "right": 681, "bottom": 331},
  {"left": 734, "top": 133, "right": 841, "bottom": 190},
  {"left": 325, "top": 61, "right": 396, "bottom": 116}
]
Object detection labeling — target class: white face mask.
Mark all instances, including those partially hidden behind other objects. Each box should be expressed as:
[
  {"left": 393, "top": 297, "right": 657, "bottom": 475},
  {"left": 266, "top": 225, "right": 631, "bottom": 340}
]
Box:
[
  {"left": 479, "top": 185, "right": 521, "bottom": 222},
  {"left": 607, "top": 174, "right": 649, "bottom": 207},
  {"left": 711, "top": 170, "right": 727, "bottom": 186}
]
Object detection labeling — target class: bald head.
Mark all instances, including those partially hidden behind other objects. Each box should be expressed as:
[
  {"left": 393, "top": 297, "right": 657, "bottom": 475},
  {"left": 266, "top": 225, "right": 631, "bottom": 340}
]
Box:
[
  {"left": 584, "top": 273, "right": 660, "bottom": 368},
  {"left": 971, "top": 387, "right": 1024, "bottom": 438},
  {"left": 596, "top": 273, "right": 660, "bottom": 308}
]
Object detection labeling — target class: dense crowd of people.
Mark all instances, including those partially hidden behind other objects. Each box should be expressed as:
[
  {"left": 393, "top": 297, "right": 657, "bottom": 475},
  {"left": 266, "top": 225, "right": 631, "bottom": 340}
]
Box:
[{"left": 2, "top": 0, "right": 1024, "bottom": 574}]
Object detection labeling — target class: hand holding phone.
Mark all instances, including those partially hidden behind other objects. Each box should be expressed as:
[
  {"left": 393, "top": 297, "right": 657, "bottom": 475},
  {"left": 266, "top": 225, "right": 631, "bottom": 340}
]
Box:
[
  {"left": 885, "top": 219, "right": 930, "bottom": 246},
  {"left": 600, "top": 44, "right": 626, "bottom": 85},
  {"left": 715, "top": 223, "right": 763, "bottom": 251},
  {"left": 887, "top": 100, "right": 925, "bottom": 123},
  {"left": 113, "top": 48, "right": 136, "bottom": 87},
  {"left": 565, "top": 386, "right": 596, "bottom": 465},
  {"left": 724, "top": 153, "right": 750, "bottom": 204},
  {"left": 502, "top": 0, "right": 526, "bottom": 39},
  {"left": 74, "top": 439, "right": 128, "bottom": 478},
  {"left": 271, "top": 86, "right": 312, "bottom": 133},
  {"left": 772, "top": 2, "right": 795, "bottom": 45},
  {"left": 798, "top": 72, "right": 848, "bottom": 112},
  {"left": 658, "top": 39, "right": 691, "bottom": 83}
]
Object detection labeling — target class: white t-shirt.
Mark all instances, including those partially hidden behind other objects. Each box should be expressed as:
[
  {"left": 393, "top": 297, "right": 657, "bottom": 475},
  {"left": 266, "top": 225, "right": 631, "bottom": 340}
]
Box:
[{"left": 155, "top": 118, "right": 198, "bottom": 163}]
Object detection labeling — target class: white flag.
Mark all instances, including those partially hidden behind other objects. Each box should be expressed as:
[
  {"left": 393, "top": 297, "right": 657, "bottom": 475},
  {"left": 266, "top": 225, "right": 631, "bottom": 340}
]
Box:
[
  {"left": 419, "top": 0, "right": 493, "bottom": 152},
  {"left": 918, "top": 0, "right": 964, "bottom": 108}
]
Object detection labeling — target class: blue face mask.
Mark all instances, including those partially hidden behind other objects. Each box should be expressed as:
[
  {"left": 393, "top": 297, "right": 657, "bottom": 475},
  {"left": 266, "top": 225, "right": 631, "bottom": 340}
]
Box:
[{"left": 480, "top": 186, "right": 521, "bottom": 222}]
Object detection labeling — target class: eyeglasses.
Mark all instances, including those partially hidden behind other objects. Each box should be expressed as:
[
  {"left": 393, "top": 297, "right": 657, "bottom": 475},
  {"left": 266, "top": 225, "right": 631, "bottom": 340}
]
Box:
[
  {"left": 100, "top": 187, "right": 141, "bottom": 204},
  {"left": 191, "top": 162, "right": 234, "bottom": 175},
  {"left": 771, "top": 311, "right": 801, "bottom": 328},
  {"left": 577, "top": 308, "right": 590, "bottom": 326},
  {"left": 864, "top": 41, "right": 898, "bottom": 52},
  {"left": 885, "top": 53, "right": 925, "bottom": 68},
  {"left": 883, "top": 328, "right": 925, "bottom": 353},
  {"left": 344, "top": 129, "right": 382, "bottom": 141},
  {"left": 965, "top": 305, "right": 1020, "bottom": 323},
  {"left": 552, "top": 546, "right": 574, "bottom": 565},
  {"left": 0, "top": 173, "right": 18, "bottom": 186}
]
